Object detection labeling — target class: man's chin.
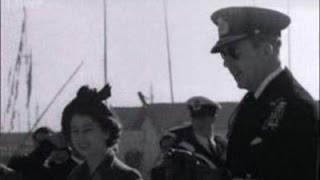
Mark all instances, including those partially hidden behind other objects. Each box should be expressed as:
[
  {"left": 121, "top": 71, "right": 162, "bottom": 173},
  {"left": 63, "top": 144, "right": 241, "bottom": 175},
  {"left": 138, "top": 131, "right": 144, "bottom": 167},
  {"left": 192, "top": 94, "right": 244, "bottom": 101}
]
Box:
[{"left": 236, "top": 81, "right": 246, "bottom": 90}]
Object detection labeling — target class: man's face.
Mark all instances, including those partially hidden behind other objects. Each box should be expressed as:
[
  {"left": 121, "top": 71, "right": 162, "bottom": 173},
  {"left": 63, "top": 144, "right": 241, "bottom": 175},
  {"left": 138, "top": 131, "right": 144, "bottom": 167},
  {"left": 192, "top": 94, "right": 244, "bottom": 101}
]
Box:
[
  {"left": 192, "top": 115, "right": 216, "bottom": 128},
  {"left": 219, "top": 39, "right": 262, "bottom": 90},
  {"left": 34, "top": 132, "right": 52, "bottom": 147}
]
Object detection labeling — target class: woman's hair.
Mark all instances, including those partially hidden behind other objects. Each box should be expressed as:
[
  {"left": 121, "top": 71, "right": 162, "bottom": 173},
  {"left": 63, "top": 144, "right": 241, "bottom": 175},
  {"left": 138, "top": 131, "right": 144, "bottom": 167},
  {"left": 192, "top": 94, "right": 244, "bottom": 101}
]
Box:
[{"left": 61, "top": 85, "right": 121, "bottom": 148}]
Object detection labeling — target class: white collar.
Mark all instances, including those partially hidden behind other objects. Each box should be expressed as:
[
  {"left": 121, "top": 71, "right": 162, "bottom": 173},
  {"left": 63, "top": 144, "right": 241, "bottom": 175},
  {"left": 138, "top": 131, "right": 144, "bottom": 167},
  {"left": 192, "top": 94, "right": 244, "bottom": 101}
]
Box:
[
  {"left": 194, "top": 132, "right": 215, "bottom": 152},
  {"left": 254, "top": 66, "right": 283, "bottom": 99}
]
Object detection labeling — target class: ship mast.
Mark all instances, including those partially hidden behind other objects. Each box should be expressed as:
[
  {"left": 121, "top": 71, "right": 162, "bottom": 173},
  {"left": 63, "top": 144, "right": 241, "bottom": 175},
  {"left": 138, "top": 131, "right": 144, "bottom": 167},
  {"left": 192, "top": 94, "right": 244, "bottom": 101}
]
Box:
[
  {"left": 162, "top": 0, "right": 175, "bottom": 103},
  {"left": 103, "top": 0, "right": 108, "bottom": 84}
]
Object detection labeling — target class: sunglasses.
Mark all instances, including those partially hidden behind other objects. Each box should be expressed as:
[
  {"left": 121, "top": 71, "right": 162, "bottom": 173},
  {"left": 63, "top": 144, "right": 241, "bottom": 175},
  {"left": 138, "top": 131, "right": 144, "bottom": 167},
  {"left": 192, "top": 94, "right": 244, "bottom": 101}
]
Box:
[{"left": 220, "top": 46, "right": 240, "bottom": 60}]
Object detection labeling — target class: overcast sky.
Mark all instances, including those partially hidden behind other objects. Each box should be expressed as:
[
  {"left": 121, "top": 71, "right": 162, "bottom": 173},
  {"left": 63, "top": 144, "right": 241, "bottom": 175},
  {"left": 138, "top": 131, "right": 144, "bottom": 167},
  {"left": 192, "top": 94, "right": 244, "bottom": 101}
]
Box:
[{"left": 1, "top": 0, "right": 319, "bottom": 132}]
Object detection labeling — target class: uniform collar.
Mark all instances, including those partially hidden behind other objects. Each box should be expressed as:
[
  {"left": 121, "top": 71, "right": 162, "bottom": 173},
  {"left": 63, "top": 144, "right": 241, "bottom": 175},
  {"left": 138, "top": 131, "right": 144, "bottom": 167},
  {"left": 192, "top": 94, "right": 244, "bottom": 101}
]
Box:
[
  {"left": 194, "top": 132, "right": 215, "bottom": 152},
  {"left": 254, "top": 66, "right": 283, "bottom": 99}
]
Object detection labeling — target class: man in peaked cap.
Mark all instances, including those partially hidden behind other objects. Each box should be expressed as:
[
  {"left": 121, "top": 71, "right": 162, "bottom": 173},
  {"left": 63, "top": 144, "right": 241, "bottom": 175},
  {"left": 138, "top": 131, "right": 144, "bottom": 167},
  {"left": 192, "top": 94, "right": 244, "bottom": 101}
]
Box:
[
  {"left": 210, "top": 7, "right": 318, "bottom": 180},
  {"left": 171, "top": 96, "right": 226, "bottom": 167},
  {"left": 153, "top": 96, "right": 230, "bottom": 180}
]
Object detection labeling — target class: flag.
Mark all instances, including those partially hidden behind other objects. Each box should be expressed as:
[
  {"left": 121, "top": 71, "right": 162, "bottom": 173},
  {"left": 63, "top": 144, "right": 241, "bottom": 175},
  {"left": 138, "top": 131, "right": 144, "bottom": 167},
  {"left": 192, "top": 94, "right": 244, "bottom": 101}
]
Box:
[
  {"left": 8, "top": 68, "right": 12, "bottom": 84},
  {"left": 5, "top": 6, "right": 30, "bottom": 132},
  {"left": 14, "top": 79, "right": 20, "bottom": 101},
  {"left": 10, "top": 109, "right": 16, "bottom": 130},
  {"left": 26, "top": 54, "right": 32, "bottom": 107}
]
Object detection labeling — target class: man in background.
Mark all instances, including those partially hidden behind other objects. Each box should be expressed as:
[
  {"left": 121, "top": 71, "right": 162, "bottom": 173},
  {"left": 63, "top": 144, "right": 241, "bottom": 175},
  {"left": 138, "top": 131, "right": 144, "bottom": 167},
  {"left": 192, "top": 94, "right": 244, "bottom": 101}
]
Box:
[
  {"left": 152, "top": 96, "right": 229, "bottom": 180},
  {"left": 8, "top": 127, "right": 54, "bottom": 180}
]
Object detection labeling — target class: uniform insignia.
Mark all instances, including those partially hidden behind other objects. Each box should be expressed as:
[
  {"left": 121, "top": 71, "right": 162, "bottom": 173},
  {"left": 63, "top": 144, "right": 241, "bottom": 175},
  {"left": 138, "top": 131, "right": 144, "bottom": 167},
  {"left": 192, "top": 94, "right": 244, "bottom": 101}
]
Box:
[
  {"left": 193, "top": 153, "right": 217, "bottom": 169},
  {"left": 262, "top": 98, "right": 287, "bottom": 130},
  {"left": 216, "top": 17, "right": 229, "bottom": 36},
  {"left": 250, "top": 137, "right": 263, "bottom": 146}
]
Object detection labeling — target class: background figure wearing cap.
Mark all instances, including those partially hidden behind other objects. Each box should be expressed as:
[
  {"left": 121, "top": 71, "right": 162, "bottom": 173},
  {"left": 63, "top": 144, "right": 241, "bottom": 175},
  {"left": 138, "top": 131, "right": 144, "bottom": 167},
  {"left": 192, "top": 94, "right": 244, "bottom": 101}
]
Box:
[
  {"left": 8, "top": 127, "right": 78, "bottom": 180},
  {"left": 211, "top": 7, "right": 318, "bottom": 180},
  {"left": 8, "top": 126, "right": 55, "bottom": 180},
  {"left": 154, "top": 96, "right": 229, "bottom": 180},
  {"left": 150, "top": 133, "right": 178, "bottom": 180}
]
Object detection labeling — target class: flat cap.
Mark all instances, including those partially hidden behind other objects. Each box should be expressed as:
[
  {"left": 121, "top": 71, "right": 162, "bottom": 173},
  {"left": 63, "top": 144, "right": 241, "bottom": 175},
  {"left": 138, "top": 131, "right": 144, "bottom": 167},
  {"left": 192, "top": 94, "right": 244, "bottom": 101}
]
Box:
[
  {"left": 211, "top": 6, "right": 290, "bottom": 53},
  {"left": 187, "top": 96, "right": 221, "bottom": 117}
]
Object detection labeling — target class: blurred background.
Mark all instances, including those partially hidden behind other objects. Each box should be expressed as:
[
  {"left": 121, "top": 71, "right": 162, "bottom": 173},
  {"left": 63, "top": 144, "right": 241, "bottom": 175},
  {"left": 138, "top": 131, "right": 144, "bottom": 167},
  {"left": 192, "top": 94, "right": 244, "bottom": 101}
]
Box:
[
  {"left": 1, "top": 1, "right": 319, "bottom": 179},
  {"left": 1, "top": 0, "right": 319, "bottom": 132}
]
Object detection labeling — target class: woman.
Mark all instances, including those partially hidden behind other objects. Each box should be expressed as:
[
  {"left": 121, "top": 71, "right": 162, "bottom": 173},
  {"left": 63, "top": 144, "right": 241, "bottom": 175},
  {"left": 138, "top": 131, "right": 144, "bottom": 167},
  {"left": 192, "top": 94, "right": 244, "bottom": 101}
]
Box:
[{"left": 61, "top": 85, "right": 142, "bottom": 180}]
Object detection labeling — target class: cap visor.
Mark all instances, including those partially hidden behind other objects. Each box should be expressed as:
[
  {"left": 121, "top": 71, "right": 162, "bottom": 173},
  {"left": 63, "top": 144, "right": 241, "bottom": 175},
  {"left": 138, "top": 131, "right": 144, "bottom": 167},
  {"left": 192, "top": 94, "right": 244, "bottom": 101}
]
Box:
[{"left": 211, "top": 34, "right": 249, "bottom": 53}]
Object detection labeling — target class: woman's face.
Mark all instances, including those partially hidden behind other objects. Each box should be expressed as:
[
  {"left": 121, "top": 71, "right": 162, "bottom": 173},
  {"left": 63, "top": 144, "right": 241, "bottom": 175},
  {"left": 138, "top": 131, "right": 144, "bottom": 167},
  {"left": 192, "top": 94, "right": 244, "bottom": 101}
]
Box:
[{"left": 70, "top": 114, "right": 109, "bottom": 159}]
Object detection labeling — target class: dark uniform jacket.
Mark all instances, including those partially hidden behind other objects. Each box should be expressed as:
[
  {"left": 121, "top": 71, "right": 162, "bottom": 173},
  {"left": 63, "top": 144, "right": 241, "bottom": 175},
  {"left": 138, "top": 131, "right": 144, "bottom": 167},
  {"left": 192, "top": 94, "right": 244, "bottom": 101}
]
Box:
[
  {"left": 227, "top": 68, "right": 318, "bottom": 180},
  {"left": 8, "top": 146, "right": 53, "bottom": 180},
  {"left": 170, "top": 125, "right": 227, "bottom": 169},
  {"left": 151, "top": 125, "right": 229, "bottom": 180},
  {"left": 68, "top": 153, "right": 142, "bottom": 180}
]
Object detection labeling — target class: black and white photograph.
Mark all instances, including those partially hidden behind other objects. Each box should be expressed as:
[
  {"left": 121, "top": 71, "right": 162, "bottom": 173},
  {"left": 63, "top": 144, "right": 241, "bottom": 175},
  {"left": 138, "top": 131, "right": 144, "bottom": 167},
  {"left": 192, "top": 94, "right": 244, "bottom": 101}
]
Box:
[{"left": 1, "top": 0, "right": 319, "bottom": 180}]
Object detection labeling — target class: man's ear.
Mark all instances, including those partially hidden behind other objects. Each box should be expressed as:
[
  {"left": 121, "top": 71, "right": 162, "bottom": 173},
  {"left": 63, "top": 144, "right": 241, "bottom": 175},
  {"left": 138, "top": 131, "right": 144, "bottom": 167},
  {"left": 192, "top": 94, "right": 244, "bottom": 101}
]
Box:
[{"left": 259, "top": 42, "right": 274, "bottom": 57}]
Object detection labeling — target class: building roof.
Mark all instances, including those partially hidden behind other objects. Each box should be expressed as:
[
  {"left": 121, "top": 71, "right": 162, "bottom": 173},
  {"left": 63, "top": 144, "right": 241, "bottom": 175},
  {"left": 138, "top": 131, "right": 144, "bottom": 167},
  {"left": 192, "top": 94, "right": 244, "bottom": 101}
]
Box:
[{"left": 114, "top": 102, "right": 238, "bottom": 135}]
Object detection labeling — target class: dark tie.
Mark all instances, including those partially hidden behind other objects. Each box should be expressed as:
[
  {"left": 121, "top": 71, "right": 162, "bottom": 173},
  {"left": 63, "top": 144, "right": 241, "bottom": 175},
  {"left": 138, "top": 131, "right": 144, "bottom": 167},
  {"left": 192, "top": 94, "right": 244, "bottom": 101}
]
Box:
[
  {"left": 227, "top": 92, "right": 256, "bottom": 138},
  {"left": 244, "top": 92, "right": 256, "bottom": 104}
]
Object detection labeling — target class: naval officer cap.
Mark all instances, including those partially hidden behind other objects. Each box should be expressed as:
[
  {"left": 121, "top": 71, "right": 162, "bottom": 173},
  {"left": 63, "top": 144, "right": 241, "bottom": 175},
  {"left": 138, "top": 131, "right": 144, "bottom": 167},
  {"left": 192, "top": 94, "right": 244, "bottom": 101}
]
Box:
[
  {"left": 210, "top": 6, "right": 291, "bottom": 53},
  {"left": 187, "top": 96, "right": 221, "bottom": 118}
]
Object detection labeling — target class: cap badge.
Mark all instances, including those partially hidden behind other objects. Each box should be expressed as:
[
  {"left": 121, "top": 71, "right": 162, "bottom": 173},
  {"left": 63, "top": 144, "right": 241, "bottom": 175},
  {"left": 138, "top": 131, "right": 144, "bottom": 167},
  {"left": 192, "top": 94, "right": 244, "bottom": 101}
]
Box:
[
  {"left": 253, "top": 29, "right": 261, "bottom": 35},
  {"left": 217, "top": 17, "right": 229, "bottom": 36},
  {"left": 191, "top": 99, "right": 201, "bottom": 110}
]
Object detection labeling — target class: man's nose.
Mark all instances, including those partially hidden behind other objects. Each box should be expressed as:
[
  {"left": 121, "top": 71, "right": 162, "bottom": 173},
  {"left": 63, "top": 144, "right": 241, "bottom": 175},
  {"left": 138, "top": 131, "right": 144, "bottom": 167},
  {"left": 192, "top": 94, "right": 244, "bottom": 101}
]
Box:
[{"left": 223, "top": 56, "right": 237, "bottom": 68}]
